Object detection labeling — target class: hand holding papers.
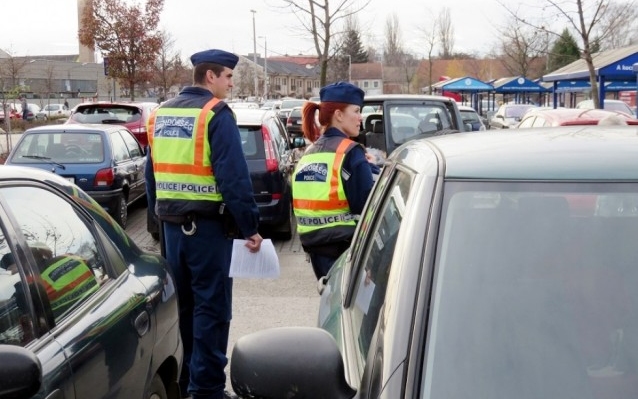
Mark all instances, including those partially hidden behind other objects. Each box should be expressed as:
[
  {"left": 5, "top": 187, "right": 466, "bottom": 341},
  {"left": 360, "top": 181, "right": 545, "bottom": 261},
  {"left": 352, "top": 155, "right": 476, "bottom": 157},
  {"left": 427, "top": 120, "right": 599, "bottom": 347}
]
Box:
[{"left": 229, "top": 239, "right": 280, "bottom": 278}]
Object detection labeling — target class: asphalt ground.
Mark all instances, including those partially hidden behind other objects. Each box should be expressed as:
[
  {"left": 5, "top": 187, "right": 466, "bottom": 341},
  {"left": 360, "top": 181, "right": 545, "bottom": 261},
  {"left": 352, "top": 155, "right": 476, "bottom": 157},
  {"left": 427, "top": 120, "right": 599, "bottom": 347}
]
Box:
[{"left": 125, "top": 200, "right": 320, "bottom": 395}]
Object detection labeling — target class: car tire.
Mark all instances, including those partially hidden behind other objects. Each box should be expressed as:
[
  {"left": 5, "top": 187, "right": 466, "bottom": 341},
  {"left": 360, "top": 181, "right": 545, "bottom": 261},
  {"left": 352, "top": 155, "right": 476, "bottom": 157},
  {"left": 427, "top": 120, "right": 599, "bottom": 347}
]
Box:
[
  {"left": 112, "top": 194, "right": 128, "bottom": 229},
  {"left": 147, "top": 374, "right": 167, "bottom": 399}
]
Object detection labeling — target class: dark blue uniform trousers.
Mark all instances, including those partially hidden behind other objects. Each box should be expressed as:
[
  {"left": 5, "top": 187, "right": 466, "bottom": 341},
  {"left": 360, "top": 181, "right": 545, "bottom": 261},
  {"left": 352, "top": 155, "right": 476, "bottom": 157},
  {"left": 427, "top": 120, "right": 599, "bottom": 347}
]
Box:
[{"left": 164, "top": 218, "right": 233, "bottom": 399}]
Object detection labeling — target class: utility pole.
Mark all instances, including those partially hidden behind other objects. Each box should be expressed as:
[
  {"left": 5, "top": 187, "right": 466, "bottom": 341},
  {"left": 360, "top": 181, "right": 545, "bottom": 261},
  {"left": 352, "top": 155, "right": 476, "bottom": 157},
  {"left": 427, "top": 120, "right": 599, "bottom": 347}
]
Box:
[
  {"left": 250, "top": 10, "right": 258, "bottom": 99},
  {"left": 259, "top": 36, "right": 268, "bottom": 99}
]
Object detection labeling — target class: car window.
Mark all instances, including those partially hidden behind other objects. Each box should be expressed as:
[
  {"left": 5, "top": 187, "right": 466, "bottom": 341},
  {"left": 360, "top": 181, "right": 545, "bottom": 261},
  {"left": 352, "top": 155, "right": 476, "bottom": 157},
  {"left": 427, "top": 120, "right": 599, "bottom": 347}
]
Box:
[
  {"left": 110, "top": 131, "right": 131, "bottom": 162},
  {"left": 119, "top": 130, "right": 143, "bottom": 158},
  {"left": 238, "top": 127, "right": 259, "bottom": 158},
  {"left": 0, "top": 228, "right": 34, "bottom": 346},
  {"left": 532, "top": 116, "right": 548, "bottom": 127},
  {"left": 11, "top": 132, "right": 104, "bottom": 164},
  {"left": 387, "top": 104, "right": 452, "bottom": 144},
  {"left": 517, "top": 116, "right": 535, "bottom": 128},
  {"left": 1, "top": 186, "right": 107, "bottom": 325},
  {"left": 348, "top": 170, "right": 413, "bottom": 363},
  {"left": 424, "top": 182, "right": 638, "bottom": 398}
]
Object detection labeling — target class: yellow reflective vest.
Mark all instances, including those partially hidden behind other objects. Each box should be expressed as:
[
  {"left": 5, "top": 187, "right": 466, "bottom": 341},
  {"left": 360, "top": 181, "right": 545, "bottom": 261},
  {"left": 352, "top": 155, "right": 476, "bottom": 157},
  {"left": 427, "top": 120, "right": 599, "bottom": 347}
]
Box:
[
  {"left": 147, "top": 98, "right": 223, "bottom": 203},
  {"left": 41, "top": 254, "right": 98, "bottom": 315},
  {"left": 292, "top": 137, "right": 358, "bottom": 246}
]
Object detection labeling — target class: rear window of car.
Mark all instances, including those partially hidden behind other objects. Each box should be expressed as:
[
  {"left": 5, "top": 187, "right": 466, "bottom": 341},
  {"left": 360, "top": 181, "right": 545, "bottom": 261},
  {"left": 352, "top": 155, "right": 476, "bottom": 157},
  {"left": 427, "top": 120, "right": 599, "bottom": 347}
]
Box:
[
  {"left": 238, "top": 127, "right": 262, "bottom": 159},
  {"left": 11, "top": 132, "right": 104, "bottom": 163},
  {"left": 280, "top": 100, "right": 307, "bottom": 110},
  {"left": 70, "top": 105, "right": 141, "bottom": 125}
]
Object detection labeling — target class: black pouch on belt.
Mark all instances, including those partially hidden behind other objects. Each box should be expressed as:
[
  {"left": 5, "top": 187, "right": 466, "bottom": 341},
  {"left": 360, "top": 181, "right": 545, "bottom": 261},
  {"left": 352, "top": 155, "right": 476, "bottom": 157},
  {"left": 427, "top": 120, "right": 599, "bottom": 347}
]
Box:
[{"left": 219, "top": 203, "right": 241, "bottom": 239}]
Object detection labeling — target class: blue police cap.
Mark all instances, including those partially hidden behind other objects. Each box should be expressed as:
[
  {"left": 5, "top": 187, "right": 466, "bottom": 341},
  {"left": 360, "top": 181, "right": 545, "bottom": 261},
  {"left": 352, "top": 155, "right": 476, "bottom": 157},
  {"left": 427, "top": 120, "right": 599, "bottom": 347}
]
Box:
[
  {"left": 190, "top": 49, "right": 239, "bottom": 69},
  {"left": 319, "top": 81, "right": 364, "bottom": 107}
]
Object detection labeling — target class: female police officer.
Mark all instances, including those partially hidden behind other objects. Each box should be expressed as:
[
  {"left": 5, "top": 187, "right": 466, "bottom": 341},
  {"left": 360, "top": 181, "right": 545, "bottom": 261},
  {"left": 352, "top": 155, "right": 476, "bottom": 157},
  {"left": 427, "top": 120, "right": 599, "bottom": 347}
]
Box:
[{"left": 292, "top": 82, "right": 375, "bottom": 280}]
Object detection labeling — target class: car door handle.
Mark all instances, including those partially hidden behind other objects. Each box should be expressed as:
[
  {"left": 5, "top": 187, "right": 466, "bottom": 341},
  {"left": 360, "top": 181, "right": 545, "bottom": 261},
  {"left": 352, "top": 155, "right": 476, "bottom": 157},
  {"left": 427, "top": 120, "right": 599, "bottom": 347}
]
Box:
[{"left": 134, "top": 310, "right": 150, "bottom": 337}]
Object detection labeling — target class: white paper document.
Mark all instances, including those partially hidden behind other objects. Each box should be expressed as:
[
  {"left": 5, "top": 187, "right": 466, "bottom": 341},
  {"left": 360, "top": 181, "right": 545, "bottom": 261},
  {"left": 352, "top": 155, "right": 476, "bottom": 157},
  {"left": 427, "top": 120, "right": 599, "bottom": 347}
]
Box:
[{"left": 229, "top": 239, "right": 280, "bottom": 279}]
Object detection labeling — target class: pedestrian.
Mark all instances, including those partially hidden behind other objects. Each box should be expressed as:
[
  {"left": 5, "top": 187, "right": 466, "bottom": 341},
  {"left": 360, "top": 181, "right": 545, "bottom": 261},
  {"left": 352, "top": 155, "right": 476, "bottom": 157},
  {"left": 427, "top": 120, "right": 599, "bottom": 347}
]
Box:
[
  {"left": 20, "top": 97, "right": 28, "bottom": 121},
  {"left": 145, "top": 48, "right": 263, "bottom": 399},
  {"left": 292, "top": 81, "right": 376, "bottom": 280},
  {"left": 63, "top": 98, "right": 69, "bottom": 110}
]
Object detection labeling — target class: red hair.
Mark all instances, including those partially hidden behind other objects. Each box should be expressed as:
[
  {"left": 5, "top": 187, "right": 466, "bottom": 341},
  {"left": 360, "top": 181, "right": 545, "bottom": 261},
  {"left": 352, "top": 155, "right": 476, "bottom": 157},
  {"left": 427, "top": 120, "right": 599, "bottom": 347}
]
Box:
[{"left": 301, "top": 101, "right": 350, "bottom": 143}]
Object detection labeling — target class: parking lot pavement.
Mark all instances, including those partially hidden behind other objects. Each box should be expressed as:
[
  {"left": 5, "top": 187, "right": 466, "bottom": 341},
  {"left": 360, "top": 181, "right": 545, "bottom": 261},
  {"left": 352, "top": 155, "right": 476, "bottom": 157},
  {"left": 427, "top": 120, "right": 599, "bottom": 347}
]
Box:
[{"left": 126, "top": 201, "right": 317, "bottom": 396}]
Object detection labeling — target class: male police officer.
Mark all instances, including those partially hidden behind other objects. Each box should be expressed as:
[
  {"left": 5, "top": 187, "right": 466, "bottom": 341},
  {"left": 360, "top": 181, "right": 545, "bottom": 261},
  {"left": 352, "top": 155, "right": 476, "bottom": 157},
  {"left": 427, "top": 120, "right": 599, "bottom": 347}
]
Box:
[{"left": 146, "top": 49, "right": 262, "bottom": 399}]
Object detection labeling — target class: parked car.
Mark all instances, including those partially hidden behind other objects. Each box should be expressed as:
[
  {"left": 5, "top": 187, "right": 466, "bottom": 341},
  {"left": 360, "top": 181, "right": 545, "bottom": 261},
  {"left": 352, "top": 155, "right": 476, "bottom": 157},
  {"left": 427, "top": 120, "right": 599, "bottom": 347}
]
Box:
[
  {"left": 285, "top": 106, "right": 304, "bottom": 137},
  {"left": 0, "top": 165, "right": 181, "bottom": 399},
  {"left": 359, "top": 94, "right": 467, "bottom": 158},
  {"left": 458, "top": 104, "right": 487, "bottom": 131},
  {"left": 260, "top": 100, "right": 281, "bottom": 111},
  {"left": 231, "top": 126, "right": 638, "bottom": 399},
  {"left": 36, "top": 103, "right": 71, "bottom": 121},
  {"left": 0, "top": 104, "right": 20, "bottom": 123},
  {"left": 517, "top": 108, "right": 638, "bottom": 128},
  {"left": 489, "top": 103, "right": 537, "bottom": 128},
  {"left": 277, "top": 99, "right": 307, "bottom": 126},
  {"left": 235, "top": 108, "right": 305, "bottom": 239},
  {"left": 13, "top": 103, "right": 42, "bottom": 122},
  {"left": 65, "top": 101, "right": 158, "bottom": 147},
  {"left": 576, "top": 99, "right": 635, "bottom": 116},
  {"left": 6, "top": 124, "right": 147, "bottom": 228},
  {"left": 228, "top": 102, "right": 260, "bottom": 110}
]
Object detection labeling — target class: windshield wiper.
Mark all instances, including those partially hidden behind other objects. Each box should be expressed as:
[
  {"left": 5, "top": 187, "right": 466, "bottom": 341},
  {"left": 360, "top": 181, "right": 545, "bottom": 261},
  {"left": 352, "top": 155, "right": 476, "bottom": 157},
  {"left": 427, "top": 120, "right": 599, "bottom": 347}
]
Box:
[{"left": 21, "top": 155, "right": 66, "bottom": 170}]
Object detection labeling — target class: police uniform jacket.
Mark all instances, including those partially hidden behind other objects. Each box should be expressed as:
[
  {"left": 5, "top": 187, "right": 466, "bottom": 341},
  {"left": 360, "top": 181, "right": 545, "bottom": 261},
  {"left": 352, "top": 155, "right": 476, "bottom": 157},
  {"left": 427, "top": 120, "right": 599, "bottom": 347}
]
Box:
[
  {"left": 145, "top": 86, "right": 259, "bottom": 237},
  {"left": 293, "top": 127, "right": 375, "bottom": 255}
]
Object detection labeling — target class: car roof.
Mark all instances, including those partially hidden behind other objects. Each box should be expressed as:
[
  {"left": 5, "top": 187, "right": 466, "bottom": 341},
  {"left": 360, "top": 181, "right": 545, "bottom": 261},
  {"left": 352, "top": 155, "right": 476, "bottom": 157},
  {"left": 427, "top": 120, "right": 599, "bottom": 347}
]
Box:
[
  {"left": 233, "top": 108, "right": 274, "bottom": 125},
  {"left": 393, "top": 127, "right": 638, "bottom": 180},
  {"left": 363, "top": 94, "right": 457, "bottom": 104},
  {"left": 524, "top": 108, "right": 638, "bottom": 126},
  {"left": 458, "top": 105, "right": 478, "bottom": 112},
  {"left": 23, "top": 123, "right": 123, "bottom": 134}
]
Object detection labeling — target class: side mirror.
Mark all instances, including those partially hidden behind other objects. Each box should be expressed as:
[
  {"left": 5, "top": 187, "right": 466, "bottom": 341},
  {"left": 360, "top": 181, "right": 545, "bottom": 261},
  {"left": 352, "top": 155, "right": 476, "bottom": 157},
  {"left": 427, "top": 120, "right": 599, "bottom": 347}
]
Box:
[
  {"left": 0, "top": 345, "right": 42, "bottom": 399},
  {"left": 291, "top": 136, "right": 307, "bottom": 149}
]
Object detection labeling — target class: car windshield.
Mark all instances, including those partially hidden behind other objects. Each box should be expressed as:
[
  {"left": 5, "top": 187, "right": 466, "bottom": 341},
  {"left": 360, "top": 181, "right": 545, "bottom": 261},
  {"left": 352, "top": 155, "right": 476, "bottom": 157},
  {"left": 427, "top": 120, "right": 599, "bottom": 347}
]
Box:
[
  {"left": 504, "top": 105, "right": 533, "bottom": 118},
  {"left": 11, "top": 132, "right": 104, "bottom": 163},
  {"left": 605, "top": 102, "right": 633, "bottom": 115},
  {"left": 280, "top": 100, "right": 306, "bottom": 110},
  {"left": 460, "top": 109, "right": 480, "bottom": 123},
  {"left": 385, "top": 104, "right": 453, "bottom": 144},
  {"left": 424, "top": 181, "right": 638, "bottom": 398}
]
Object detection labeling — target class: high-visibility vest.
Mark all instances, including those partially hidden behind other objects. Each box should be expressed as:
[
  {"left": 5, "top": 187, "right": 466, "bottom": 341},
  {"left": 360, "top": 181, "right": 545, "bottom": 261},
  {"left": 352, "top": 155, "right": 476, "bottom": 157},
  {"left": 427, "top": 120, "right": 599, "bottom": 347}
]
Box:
[
  {"left": 147, "top": 98, "right": 224, "bottom": 203},
  {"left": 41, "top": 255, "right": 98, "bottom": 315},
  {"left": 292, "top": 136, "right": 358, "bottom": 244}
]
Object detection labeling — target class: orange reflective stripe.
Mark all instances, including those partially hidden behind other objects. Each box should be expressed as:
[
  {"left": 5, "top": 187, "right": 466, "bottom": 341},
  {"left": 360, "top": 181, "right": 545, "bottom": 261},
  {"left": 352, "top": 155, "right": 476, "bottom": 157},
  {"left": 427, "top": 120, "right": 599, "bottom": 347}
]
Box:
[
  {"left": 153, "top": 162, "right": 212, "bottom": 176},
  {"left": 329, "top": 139, "right": 353, "bottom": 201},
  {"left": 147, "top": 109, "right": 157, "bottom": 147},
  {"left": 194, "top": 98, "right": 221, "bottom": 165},
  {"left": 293, "top": 198, "right": 349, "bottom": 210}
]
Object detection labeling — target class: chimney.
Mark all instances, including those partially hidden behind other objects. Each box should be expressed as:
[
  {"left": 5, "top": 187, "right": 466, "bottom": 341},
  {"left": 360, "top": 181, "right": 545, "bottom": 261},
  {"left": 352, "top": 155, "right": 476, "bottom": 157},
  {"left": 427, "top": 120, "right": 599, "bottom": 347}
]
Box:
[{"left": 77, "top": 0, "right": 96, "bottom": 63}]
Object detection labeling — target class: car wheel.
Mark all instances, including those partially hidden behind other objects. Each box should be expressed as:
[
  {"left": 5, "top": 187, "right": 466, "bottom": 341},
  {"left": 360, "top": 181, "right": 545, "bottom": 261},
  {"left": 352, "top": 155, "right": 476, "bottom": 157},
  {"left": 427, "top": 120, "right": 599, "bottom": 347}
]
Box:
[
  {"left": 112, "top": 194, "right": 128, "bottom": 229},
  {"left": 147, "top": 374, "right": 167, "bottom": 399}
]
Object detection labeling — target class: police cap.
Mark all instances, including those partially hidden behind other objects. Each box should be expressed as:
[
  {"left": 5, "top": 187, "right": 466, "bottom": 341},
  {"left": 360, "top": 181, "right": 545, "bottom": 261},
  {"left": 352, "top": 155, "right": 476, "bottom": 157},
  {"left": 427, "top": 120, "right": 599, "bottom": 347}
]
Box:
[
  {"left": 319, "top": 81, "right": 364, "bottom": 107},
  {"left": 190, "top": 49, "right": 239, "bottom": 69}
]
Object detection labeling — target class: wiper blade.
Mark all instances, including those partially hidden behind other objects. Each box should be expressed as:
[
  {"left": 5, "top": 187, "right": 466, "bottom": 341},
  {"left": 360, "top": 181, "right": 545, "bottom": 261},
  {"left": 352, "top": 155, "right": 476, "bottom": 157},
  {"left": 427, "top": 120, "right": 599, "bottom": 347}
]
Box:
[{"left": 21, "top": 155, "right": 66, "bottom": 170}]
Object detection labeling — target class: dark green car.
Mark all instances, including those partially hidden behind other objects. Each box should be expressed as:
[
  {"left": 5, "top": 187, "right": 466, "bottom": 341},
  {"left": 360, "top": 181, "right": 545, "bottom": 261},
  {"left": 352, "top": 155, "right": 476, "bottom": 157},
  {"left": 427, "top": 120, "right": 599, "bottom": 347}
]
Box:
[
  {"left": 231, "top": 127, "right": 638, "bottom": 398},
  {"left": 0, "top": 166, "right": 182, "bottom": 399}
]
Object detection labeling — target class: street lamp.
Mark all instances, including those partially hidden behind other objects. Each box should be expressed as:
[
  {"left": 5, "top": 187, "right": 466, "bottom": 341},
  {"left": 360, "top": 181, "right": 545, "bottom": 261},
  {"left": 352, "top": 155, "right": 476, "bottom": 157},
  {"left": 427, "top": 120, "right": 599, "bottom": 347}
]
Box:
[
  {"left": 259, "top": 35, "right": 268, "bottom": 99},
  {"left": 250, "top": 10, "right": 258, "bottom": 99}
]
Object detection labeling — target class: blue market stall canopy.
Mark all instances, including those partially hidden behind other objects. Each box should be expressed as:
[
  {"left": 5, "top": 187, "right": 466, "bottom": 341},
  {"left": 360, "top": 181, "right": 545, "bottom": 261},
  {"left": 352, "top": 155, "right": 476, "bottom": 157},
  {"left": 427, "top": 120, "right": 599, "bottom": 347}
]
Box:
[
  {"left": 605, "top": 80, "right": 637, "bottom": 91},
  {"left": 543, "top": 44, "right": 638, "bottom": 82},
  {"left": 491, "top": 76, "right": 548, "bottom": 93},
  {"left": 430, "top": 76, "right": 493, "bottom": 92},
  {"left": 541, "top": 80, "right": 591, "bottom": 93}
]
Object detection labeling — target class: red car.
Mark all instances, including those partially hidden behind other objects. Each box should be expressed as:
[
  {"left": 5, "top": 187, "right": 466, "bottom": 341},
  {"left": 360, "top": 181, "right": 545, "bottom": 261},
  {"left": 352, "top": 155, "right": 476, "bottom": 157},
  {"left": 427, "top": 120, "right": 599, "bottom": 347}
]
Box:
[
  {"left": 65, "top": 101, "right": 158, "bottom": 147},
  {"left": 0, "top": 104, "right": 21, "bottom": 123}
]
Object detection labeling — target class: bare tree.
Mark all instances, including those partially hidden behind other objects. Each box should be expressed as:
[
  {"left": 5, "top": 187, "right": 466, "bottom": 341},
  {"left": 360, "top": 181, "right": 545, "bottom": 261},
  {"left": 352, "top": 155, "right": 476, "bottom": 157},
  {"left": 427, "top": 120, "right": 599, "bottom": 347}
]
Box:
[
  {"left": 383, "top": 13, "right": 404, "bottom": 66},
  {"left": 500, "top": 0, "right": 637, "bottom": 109},
  {"left": 283, "top": 0, "right": 371, "bottom": 86},
  {"left": 438, "top": 7, "right": 455, "bottom": 59},
  {"left": 416, "top": 9, "right": 439, "bottom": 93},
  {"left": 150, "top": 31, "right": 184, "bottom": 102},
  {"left": 0, "top": 54, "right": 28, "bottom": 139},
  {"left": 597, "top": 2, "right": 638, "bottom": 50},
  {"left": 497, "top": 18, "right": 546, "bottom": 78}
]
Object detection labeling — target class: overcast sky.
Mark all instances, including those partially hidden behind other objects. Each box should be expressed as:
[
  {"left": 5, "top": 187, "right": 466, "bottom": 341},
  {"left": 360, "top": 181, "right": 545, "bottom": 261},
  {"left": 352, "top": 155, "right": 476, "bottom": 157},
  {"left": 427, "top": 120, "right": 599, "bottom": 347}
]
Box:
[{"left": 1, "top": 0, "right": 520, "bottom": 61}]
